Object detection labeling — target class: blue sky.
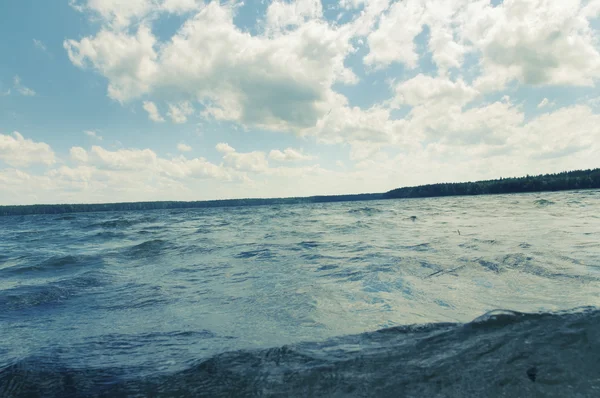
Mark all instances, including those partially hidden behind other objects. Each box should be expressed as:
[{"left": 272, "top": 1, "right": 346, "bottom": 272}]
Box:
[{"left": 1, "top": 0, "right": 600, "bottom": 205}]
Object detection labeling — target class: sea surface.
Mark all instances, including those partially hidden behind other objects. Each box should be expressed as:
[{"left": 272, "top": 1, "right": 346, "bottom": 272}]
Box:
[{"left": 1, "top": 190, "right": 599, "bottom": 397}]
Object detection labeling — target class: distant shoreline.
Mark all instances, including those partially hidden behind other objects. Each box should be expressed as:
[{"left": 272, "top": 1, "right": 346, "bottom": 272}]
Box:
[{"left": 1, "top": 168, "right": 599, "bottom": 216}]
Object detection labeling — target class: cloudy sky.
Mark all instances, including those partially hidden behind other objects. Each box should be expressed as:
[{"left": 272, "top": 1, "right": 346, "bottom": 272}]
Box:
[{"left": 1, "top": 0, "right": 600, "bottom": 205}]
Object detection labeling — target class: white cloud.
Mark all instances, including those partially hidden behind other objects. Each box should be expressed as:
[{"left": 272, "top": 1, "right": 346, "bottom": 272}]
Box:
[
  {"left": 69, "top": 0, "right": 202, "bottom": 29},
  {"left": 143, "top": 101, "right": 165, "bottom": 122},
  {"left": 167, "top": 101, "right": 194, "bottom": 124},
  {"left": 216, "top": 142, "right": 235, "bottom": 154},
  {"left": 70, "top": 0, "right": 153, "bottom": 28},
  {"left": 0, "top": 132, "right": 55, "bottom": 167},
  {"left": 537, "top": 98, "right": 557, "bottom": 109},
  {"left": 345, "top": 0, "right": 391, "bottom": 37},
  {"left": 588, "top": 96, "right": 600, "bottom": 110},
  {"left": 512, "top": 105, "right": 600, "bottom": 161},
  {"left": 33, "top": 39, "right": 48, "bottom": 52},
  {"left": 65, "top": 2, "right": 356, "bottom": 132},
  {"left": 70, "top": 146, "right": 89, "bottom": 163},
  {"left": 308, "top": 93, "right": 402, "bottom": 146},
  {"left": 160, "top": 0, "right": 201, "bottom": 15},
  {"left": 364, "top": 0, "right": 425, "bottom": 69},
  {"left": 364, "top": 0, "right": 600, "bottom": 89},
  {"left": 465, "top": 0, "right": 600, "bottom": 90},
  {"left": 177, "top": 143, "right": 192, "bottom": 152},
  {"left": 13, "top": 75, "right": 36, "bottom": 96},
  {"left": 339, "top": 0, "right": 366, "bottom": 10},
  {"left": 87, "top": 145, "right": 158, "bottom": 171},
  {"left": 269, "top": 148, "right": 315, "bottom": 162},
  {"left": 407, "top": 99, "right": 524, "bottom": 147},
  {"left": 393, "top": 74, "right": 478, "bottom": 107},
  {"left": 67, "top": 144, "right": 241, "bottom": 182},
  {"left": 349, "top": 141, "right": 385, "bottom": 161},
  {"left": 582, "top": 0, "right": 600, "bottom": 19},
  {"left": 216, "top": 143, "right": 269, "bottom": 172},
  {"left": 266, "top": 0, "right": 323, "bottom": 32},
  {"left": 84, "top": 130, "right": 103, "bottom": 140},
  {"left": 65, "top": 26, "right": 158, "bottom": 101}
]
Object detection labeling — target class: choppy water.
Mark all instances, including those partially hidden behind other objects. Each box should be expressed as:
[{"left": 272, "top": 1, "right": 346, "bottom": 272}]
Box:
[{"left": 1, "top": 190, "right": 599, "bottom": 397}]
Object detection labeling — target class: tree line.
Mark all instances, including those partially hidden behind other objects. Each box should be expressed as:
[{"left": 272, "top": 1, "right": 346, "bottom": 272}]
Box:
[
  {"left": 0, "top": 193, "right": 383, "bottom": 216},
  {"left": 383, "top": 168, "right": 600, "bottom": 199},
  {"left": 1, "top": 168, "right": 599, "bottom": 216}
]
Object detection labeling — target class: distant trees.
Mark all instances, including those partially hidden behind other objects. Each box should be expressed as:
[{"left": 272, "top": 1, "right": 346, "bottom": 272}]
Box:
[
  {"left": 1, "top": 168, "right": 599, "bottom": 217},
  {"left": 0, "top": 194, "right": 384, "bottom": 217},
  {"left": 383, "top": 169, "right": 600, "bottom": 199}
]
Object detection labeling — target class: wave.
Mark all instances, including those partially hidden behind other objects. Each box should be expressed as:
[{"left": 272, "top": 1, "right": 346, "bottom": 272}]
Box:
[
  {"left": 1, "top": 307, "right": 598, "bottom": 397},
  {"left": 91, "top": 231, "right": 127, "bottom": 240},
  {"left": 298, "top": 241, "right": 319, "bottom": 249},
  {"left": 404, "top": 243, "right": 433, "bottom": 252},
  {"left": 54, "top": 215, "right": 77, "bottom": 221},
  {"left": 86, "top": 219, "right": 138, "bottom": 229},
  {"left": 534, "top": 199, "right": 555, "bottom": 207},
  {"left": 234, "top": 248, "right": 274, "bottom": 259},
  {"left": 0, "top": 271, "right": 108, "bottom": 313},
  {"left": 348, "top": 207, "right": 383, "bottom": 215},
  {"left": 86, "top": 216, "right": 157, "bottom": 230},
  {"left": 95, "top": 283, "right": 171, "bottom": 311},
  {"left": 0, "top": 254, "right": 104, "bottom": 276},
  {"left": 123, "top": 239, "right": 174, "bottom": 258}
]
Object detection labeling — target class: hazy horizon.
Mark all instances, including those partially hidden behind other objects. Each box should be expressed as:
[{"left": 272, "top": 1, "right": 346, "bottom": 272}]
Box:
[
  {"left": 2, "top": 168, "right": 597, "bottom": 208},
  {"left": 2, "top": 0, "right": 600, "bottom": 205}
]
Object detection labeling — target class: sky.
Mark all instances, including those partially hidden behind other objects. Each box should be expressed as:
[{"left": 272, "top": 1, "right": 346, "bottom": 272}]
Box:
[{"left": 1, "top": 0, "right": 600, "bottom": 205}]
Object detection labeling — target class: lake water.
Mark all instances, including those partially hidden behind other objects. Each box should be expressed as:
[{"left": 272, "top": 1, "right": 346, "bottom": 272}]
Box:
[{"left": 1, "top": 190, "right": 599, "bottom": 397}]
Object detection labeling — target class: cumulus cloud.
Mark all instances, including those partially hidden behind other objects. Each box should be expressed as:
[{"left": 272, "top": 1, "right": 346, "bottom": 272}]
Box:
[
  {"left": 266, "top": 0, "right": 323, "bottom": 32},
  {"left": 65, "top": 27, "right": 158, "bottom": 101},
  {"left": 512, "top": 105, "right": 600, "bottom": 161},
  {"left": 269, "top": 148, "right": 315, "bottom": 162},
  {"left": 69, "top": 0, "right": 202, "bottom": 29},
  {"left": 70, "top": 146, "right": 89, "bottom": 163},
  {"left": 84, "top": 130, "right": 103, "bottom": 140},
  {"left": 364, "top": 0, "right": 425, "bottom": 69},
  {"left": 393, "top": 74, "right": 478, "bottom": 107},
  {"left": 65, "top": 144, "right": 242, "bottom": 182},
  {"left": 143, "top": 101, "right": 165, "bottom": 122},
  {"left": 87, "top": 145, "right": 158, "bottom": 171},
  {"left": 364, "top": 0, "right": 600, "bottom": 89},
  {"left": 216, "top": 143, "right": 269, "bottom": 172},
  {"left": 406, "top": 99, "right": 525, "bottom": 147},
  {"left": 167, "top": 101, "right": 194, "bottom": 124},
  {"left": 216, "top": 142, "right": 235, "bottom": 154},
  {"left": 469, "top": 0, "right": 600, "bottom": 90},
  {"left": 308, "top": 93, "right": 402, "bottom": 146},
  {"left": 339, "top": 0, "right": 366, "bottom": 10},
  {"left": 0, "top": 132, "right": 55, "bottom": 167},
  {"left": 177, "top": 143, "right": 192, "bottom": 152},
  {"left": 65, "top": 1, "right": 356, "bottom": 133}
]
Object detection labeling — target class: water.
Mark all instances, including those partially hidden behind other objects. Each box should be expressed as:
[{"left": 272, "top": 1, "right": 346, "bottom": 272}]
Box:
[{"left": 1, "top": 190, "right": 599, "bottom": 397}]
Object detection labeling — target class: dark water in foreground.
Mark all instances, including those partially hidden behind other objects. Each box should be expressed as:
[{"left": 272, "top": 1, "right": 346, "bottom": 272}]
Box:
[{"left": 1, "top": 190, "right": 599, "bottom": 397}]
